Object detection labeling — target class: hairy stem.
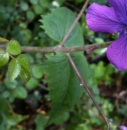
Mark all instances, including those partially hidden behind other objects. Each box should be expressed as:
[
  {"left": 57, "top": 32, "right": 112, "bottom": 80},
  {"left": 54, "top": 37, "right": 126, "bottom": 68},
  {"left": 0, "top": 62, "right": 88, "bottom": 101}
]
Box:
[
  {"left": 59, "top": 0, "right": 90, "bottom": 47},
  {"left": 67, "top": 53, "right": 111, "bottom": 130},
  {"left": 0, "top": 41, "right": 111, "bottom": 53}
]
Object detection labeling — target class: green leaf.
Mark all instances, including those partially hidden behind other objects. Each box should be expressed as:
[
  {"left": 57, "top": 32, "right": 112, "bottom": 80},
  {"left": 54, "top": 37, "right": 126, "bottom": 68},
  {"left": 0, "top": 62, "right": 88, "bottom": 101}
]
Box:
[
  {"left": 2, "top": 91, "right": 10, "bottom": 98},
  {"left": 71, "top": 52, "right": 89, "bottom": 82},
  {"left": 34, "top": 5, "right": 43, "bottom": 15},
  {"left": 7, "top": 114, "right": 28, "bottom": 127},
  {"left": 8, "top": 59, "right": 20, "bottom": 80},
  {"left": 32, "top": 65, "right": 43, "bottom": 79},
  {"left": 0, "top": 97, "right": 9, "bottom": 129},
  {"left": 0, "top": 96, "right": 9, "bottom": 113},
  {"left": 0, "top": 114, "right": 6, "bottom": 130},
  {"left": 40, "top": 7, "right": 84, "bottom": 47},
  {"left": 26, "top": 77, "right": 39, "bottom": 89},
  {"left": 39, "top": 0, "right": 50, "bottom": 8},
  {"left": 35, "top": 113, "right": 47, "bottom": 130},
  {"left": 17, "top": 54, "right": 31, "bottom": 82},
  {"left": 27, "top": 10, "right": 35, "bottom": 20},
  {"left": 12, "top": 86, "right": 27, "bottom": 99},
  {"left": 4, "top": 79, "right": 17, "bottom": 89},
  {"left": 6, "top": 40, "right": 21, "bottom": 55},
  {"left": 0, "top": 37, "right": 9, "bottom": 43},
  {"left": 17, "top": 54, "right": 30, "bottom": 69},
  {"left": 20, "top": 66, "right": 31, "bottom": 83},
  {"left": 20, "top": 2, "right": 29, "bottom": 11},
  {"left": 0, "top": 50, "right": 9, "bottom": 67},
  {"left": 30, "top": 0, "right": 38, "bottom": 5},
  {"left": 41, "top": 52, "right": 89, "bottom": 125}
]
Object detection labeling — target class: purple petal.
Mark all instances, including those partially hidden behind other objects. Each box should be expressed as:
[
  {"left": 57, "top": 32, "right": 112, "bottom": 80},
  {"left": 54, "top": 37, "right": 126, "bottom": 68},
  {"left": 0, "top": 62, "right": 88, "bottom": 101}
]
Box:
[
  {"left": 86, "top": 3, "right": 125, "bottom": 33},
  {"left": 108, "top": 0, "right": 127, "bottom": 24},
  {"left": 120, "top": 125, "right": 127, "bottom": 130},
  {"left": 106, "top": 33, "right": 127, "bottom": 71}
]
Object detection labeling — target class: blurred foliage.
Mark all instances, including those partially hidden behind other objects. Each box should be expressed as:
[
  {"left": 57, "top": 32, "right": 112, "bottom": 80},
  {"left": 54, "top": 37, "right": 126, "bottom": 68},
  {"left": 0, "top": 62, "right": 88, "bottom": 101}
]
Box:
[{"left": 0, "top": 0, "right": 126, "bottom": 130}]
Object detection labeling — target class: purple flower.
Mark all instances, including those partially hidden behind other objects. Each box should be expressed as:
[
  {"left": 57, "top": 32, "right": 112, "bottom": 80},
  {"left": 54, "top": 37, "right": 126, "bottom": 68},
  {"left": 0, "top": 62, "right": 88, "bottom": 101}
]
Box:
[
  {"left": 86, "top": 0, "right": 127, "bottom": 71},
  {"left": 120, "top": 125, "right": 127, "bottom": 130}
]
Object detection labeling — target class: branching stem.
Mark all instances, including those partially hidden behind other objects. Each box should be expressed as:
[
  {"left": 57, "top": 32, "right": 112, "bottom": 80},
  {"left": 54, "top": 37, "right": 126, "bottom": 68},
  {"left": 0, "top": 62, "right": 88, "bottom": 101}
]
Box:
[
  {"left": 0, "top": 41, "right": 111, "bottom": 53},
  {"left": 1, "top": 0, "right": 112, "bottom": 129}
]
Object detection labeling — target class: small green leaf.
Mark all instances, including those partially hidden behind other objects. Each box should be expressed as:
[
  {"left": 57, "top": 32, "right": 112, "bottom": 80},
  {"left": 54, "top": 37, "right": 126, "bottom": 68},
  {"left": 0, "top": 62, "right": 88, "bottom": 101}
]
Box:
[
  {"left": 8, "top": 59, "right": 20, "bottom": 80},
  {"left": 40, "top": 7, "right": 84, "bottom": 47},
  {"left": 0, "top": 96, "right": 9, "bottom": 113},
  {"left": 26, "top": 77, "right": 39, "bottom": 89},
  {"left": 2, "top": 91, "right": 10, "bottom": 98},
  {"left": 0, "top": 113, "right": 6, "bottom": 130},
  {"left": 7, "top": 114, "right": 28, "bottom": 127},
  {"left": 7, "top": 40, "right": 21, "bottom": 55},
  {"left": 39, "top": 0, "right": 50, "bottom": 8},
  {"left": 0, "top": 37, "right": 9, "bottom": 43},
  {"left": 32, "top": 65, "right": 43, "bottom": 79},
  {"left": 4, "top": 79, "right": 17, "bottom": 89},
  {"left": 17, "top": 54, "right": 31, "bottom": 83},
  {"left": 17, "top": 54, "right": 30, "bottom": 69},
  {"left": 20, "top": 66, "right": 31, "bottom": 83},
  {"left": 30, "top": 0, "right": 38, "bottom": 5},
  {"left": 27, "top": 10, "right": 35, "bottom": 20},
  {"left": 35, "top": 113, "right": 47, "bottom": 130},
  {"left": 13, "top": 87, "right": 27, "bottom": 99},
  {"left": 34, "top": 5, "right": 43, "bottom": 15},
  {"left": 0, "top": 50, "right": 9, "bottom": 67},
  {"left": 20, "top": 2, "right": 29, "bottom": 11}
]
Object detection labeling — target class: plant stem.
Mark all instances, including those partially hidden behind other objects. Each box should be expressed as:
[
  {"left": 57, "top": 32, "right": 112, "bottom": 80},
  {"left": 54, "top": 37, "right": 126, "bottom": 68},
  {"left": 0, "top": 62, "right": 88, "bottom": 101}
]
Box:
[
  {"left": 0, "top": 41, "right": 111, "bottom": 53},
  {"left": 67, "top": 53, "right": 111, "bottom": 130},
  {"left": 59, "top": 0, "right": 90, "bottom": 47}
]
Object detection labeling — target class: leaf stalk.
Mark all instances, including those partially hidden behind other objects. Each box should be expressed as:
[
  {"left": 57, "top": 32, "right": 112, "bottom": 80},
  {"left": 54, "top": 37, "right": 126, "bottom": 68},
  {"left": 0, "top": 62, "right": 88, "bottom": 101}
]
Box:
[
  {"left": 67, "top": 53, "right": 111, "bottom": 130},
  {"left": 59, "top": 0, "right": 90, "bottom": 47}
]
